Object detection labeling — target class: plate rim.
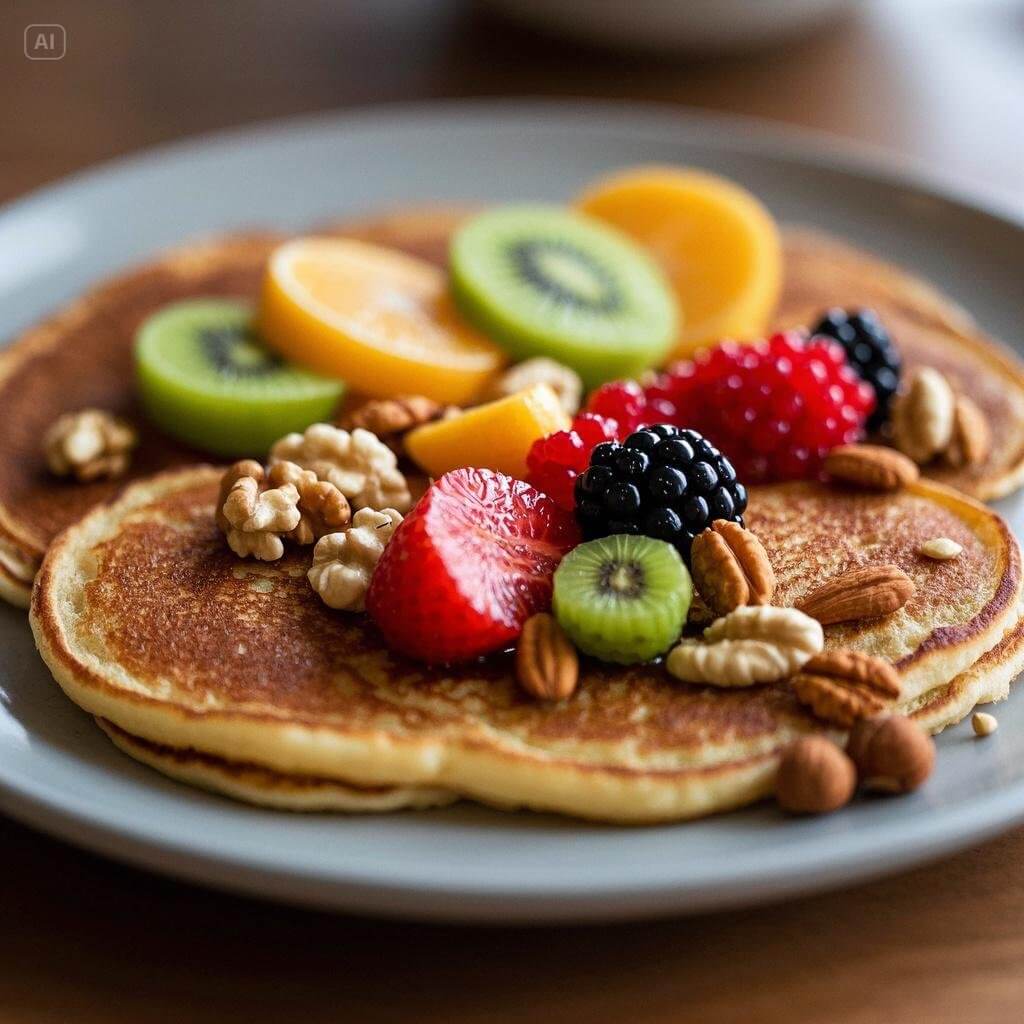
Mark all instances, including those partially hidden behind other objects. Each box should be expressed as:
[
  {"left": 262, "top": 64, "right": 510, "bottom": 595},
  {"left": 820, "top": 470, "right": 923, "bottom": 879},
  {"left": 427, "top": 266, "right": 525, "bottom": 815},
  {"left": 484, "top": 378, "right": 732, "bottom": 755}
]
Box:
[{"left": 3, "top": 98, "right": 1024, "bottom": 922}]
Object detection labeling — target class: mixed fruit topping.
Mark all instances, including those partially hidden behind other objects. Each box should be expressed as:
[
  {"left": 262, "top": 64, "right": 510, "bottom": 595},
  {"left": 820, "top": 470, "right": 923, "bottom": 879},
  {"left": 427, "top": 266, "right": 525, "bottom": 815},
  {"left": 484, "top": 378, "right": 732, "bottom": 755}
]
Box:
[{"left": 44, "top": 163, "right": 1003, "bottom": 816}]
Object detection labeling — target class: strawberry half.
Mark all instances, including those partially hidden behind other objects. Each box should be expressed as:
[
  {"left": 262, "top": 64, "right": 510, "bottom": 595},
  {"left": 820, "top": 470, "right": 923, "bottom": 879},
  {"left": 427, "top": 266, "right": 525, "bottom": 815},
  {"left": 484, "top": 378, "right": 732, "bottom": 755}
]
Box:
[{"left": 367, "top": 468, "right": 580, "bottom": 663}]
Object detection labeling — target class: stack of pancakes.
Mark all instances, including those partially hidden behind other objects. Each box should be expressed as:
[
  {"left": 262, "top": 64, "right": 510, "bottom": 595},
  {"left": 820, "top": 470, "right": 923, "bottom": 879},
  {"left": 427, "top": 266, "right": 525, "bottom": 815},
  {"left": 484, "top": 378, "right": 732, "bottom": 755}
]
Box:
[{"left": 7, "top": 211, "right": 1024, "bottom": 823}]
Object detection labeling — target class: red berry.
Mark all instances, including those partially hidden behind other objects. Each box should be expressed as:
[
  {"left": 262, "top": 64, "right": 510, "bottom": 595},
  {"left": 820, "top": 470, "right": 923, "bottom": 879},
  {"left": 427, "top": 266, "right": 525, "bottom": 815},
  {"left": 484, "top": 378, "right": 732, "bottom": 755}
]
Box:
[
  {"left": 584, "top": 380, "right": 651, "bottom": 434},
  {"left": 366, "top": 468, "right": 580, "bottom": 663},
  {"left": 526, "top": 413, "right": 618, "bottom": 509},
  {"left": 650, "top": 332, "right": 874, "bottom": 483}
]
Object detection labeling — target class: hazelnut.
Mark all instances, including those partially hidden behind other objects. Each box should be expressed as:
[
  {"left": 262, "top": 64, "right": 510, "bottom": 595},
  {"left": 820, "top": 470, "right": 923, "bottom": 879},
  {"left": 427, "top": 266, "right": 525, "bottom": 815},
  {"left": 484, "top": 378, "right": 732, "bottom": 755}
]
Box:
[
  {"left": 775, "top": 736, "right": 857, "bottom": 815},
  {"left": 846, "top": 715, "right": 935, "bottom": 794}
]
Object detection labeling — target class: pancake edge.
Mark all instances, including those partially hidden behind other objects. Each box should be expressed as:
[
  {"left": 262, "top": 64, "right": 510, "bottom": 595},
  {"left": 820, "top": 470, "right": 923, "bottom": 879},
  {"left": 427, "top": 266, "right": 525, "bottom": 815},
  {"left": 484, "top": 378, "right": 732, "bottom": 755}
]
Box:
[
  {"left": 95, "top": 612, "right": 1024, "bottom": 819},
  {"left": 95, "top": 718, "right": 458, "bottom": 813},
  {"left": 890, "top": 479, "right": 1022, "bottom": 701}
]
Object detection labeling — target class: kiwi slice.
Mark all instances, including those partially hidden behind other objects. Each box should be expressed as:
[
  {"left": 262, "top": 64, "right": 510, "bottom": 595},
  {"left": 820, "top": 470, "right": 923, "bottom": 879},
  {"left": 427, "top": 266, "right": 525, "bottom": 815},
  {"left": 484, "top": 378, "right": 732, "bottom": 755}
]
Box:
[
  {"left": 552, "top": 534, "right": 692, "bottom": 665},
  {"left": 135, "top": 299, "right": 344, "bottom": 457},
  {"left": 449, "top": 205, "right": 678, "bottom": 389}
]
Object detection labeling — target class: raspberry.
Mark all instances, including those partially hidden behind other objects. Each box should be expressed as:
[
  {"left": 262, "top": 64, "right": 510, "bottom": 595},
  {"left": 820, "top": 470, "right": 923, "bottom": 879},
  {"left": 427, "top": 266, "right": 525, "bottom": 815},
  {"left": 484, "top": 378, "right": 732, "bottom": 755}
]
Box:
[
  {"left": 649, "top": 331, "right": 874, "bottom": 483},
  {"left": 527, "top": 413, "right": 619, "bottom": 509},
  {"left": 585, "top": 380, "right": 669, "bottom": 435}
]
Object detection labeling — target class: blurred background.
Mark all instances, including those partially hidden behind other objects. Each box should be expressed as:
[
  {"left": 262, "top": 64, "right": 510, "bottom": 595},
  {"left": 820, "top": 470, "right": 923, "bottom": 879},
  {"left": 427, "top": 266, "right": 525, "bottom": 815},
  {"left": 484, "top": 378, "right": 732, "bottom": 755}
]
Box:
[{"left": 2, "top": 0, "right": 1022, "bottom": 209}]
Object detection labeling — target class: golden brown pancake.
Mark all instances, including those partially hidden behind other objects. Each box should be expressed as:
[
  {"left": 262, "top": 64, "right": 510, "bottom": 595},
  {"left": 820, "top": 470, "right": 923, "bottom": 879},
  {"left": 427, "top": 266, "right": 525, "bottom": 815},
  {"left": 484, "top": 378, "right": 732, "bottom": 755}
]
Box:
[
  {"left": 3, "top": 209, "right": 1023, "bottom": 606},
  {"left": 30, "top": 466, "right": 1021, "bottom": 823}
]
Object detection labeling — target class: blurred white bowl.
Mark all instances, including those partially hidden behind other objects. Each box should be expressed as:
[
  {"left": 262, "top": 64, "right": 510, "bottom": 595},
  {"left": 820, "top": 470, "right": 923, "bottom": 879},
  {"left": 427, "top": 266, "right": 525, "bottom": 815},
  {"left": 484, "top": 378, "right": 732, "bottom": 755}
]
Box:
[{"left": 480, "top": 0, "right": 859, "bottom": 53}]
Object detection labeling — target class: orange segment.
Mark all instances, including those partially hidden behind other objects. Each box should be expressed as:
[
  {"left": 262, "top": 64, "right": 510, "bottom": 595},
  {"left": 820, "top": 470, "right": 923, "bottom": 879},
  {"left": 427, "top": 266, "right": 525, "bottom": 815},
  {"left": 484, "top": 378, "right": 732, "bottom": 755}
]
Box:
[
  {"left": 404, "top": 384, "right": 571, "bottom": 479},
  {"left": 577, "top": 166, "right": 782, "bottom": 359},
  {"left": 258, "top": 238, "right": 505, "bottom": 404}
]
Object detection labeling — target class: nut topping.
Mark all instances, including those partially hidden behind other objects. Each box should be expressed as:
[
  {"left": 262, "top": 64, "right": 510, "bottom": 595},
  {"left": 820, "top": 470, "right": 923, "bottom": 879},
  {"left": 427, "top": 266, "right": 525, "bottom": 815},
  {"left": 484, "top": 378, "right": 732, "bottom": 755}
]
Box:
[
  {"left": 216, "top": 460, "right": 301, "bottom": 562},
  {"left": 824, "top": 444, "right": 919, "bottom": 492},
  {"left": 308, "top": 507, "right": 403, "bottom": 611},
  {"left": 944, "top": 395, "right": 991, "bottom": 468},
  {"left": 796, "top": 564, "right": 915, "bottom": 625},
  {"left": 666, "top": 606, "right": 823, "bottom": 688},
  {"left": 270, "top": 423, "right": 412, "bottom": 513},
  {"left": 516, "top": 612, "right": 579, "bottom": 701},
  {"left": 690, "top": 520, "right": 776, "bottom": 616},
  {"left": 267, "top": 460, "right": 351, "bottom": 544},
  {"left": 891, "top": 366, "right": 955, "bottom": 464},
  {"left": 791, "top": 650, "right": 901, "bottom": 728},
  {"left": 775, "top": 736, "right": 857, "bottom": 815},
  {"left": 846, "top": 714, "right": 934, "bottom": 793},
  {"left": 336, "top": 396, "right": 454, "bottom": 456},
  {"left": 972, "top": 711, "right": 998, "bottom": 737},
  {"left": 920, "top": 537, "right": 962, "bottom": 560},
  {"left": 485, "top": 357, "right": 583, "bottom": 415},
  {"left": 43, "top": 408, "right": 137, "bottom": 482}
]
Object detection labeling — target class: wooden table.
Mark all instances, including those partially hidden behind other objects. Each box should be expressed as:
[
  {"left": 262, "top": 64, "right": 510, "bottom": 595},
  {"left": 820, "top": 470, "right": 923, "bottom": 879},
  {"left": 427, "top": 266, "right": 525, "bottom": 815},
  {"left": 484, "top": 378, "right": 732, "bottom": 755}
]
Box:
[{"left": 1, "top": 1, "right": 1023, "bottom": 1019}]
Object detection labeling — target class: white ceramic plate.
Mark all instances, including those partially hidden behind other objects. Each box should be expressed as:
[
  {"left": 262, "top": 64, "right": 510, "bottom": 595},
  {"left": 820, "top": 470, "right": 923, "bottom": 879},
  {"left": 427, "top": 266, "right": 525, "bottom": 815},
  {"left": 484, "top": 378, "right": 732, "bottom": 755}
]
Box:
[{"left": 2, "top": 102, "right": 1024, "bottom": 923}]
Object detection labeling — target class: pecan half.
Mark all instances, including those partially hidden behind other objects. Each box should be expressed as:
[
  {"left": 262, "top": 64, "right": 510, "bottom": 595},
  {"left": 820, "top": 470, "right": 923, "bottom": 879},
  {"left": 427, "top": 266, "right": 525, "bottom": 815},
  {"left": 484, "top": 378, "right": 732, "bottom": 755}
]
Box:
[
  {"left": 791, "top": 650, "right": 901, "bottom": 728},
  {"left": 336, "top": 396, "right": 453, "bottom": 456},
  {"left": 824, "top": 444, "right": 919, "bottom": 492},
  {"left": 690, "top": 520, "right": 775, "bottom": 616},
  {"left": 944, "top": 395, "right": 991, "bottom": 468},
  {"left": 516, "top": 613, "right": 579, "bottom": 701},
  {"left": 796, "top": 564, "right": 914, "bottom": 625}
]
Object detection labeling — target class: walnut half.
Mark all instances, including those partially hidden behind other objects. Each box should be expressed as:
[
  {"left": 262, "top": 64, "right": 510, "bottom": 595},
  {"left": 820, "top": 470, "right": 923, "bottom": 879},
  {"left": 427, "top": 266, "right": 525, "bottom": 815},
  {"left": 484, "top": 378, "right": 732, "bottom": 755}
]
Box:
[
  {"left": 270, "top": 424, "right": 412, "bottom": 513},
  {"left": 308, "top": 507, "right": 403, "bottom": 611},
  {"left": 44, "top": 409, "right": 137, "bottom": 482},
  {"left": 216, "top": 460, "right": 301, "bottom": 561}
]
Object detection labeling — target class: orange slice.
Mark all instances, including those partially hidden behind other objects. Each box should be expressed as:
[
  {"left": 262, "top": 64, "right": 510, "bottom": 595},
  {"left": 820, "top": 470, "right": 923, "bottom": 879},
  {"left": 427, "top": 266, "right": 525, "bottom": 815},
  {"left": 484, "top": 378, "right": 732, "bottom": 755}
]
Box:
[
  {"left": 404, "top": 384, "right": 570, "bottom": 479},
  {"left": 259, "top": 238, "right": 505, "bottom": 404},
  {"left": 577, "top": 166, "right": 782, "bottom": 359}
]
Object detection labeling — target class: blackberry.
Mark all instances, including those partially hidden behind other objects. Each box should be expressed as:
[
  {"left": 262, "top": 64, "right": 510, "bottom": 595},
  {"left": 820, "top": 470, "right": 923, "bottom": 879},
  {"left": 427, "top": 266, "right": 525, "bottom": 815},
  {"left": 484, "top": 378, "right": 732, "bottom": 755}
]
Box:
[
  {"left": 812, "top": 308, "right": 901, "bottom": 432},
  {"left": 574, "top": 425, "right": 747, "bottom": 562}
]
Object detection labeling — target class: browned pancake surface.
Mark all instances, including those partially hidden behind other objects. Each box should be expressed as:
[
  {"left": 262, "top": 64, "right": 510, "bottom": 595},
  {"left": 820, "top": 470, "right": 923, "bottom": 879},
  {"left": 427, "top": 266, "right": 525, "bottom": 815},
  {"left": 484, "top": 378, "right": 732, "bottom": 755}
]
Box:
[
  {"left": 0, "top": 233, "right": 282, "bottom": 563},
  {"left": 77, "top": 474, "right": 809, "bottom": 757}
]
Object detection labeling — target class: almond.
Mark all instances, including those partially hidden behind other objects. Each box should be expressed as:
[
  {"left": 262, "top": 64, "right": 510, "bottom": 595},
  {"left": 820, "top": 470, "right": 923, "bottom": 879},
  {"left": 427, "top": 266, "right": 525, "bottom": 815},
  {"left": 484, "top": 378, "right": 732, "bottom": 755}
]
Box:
[
  {"left": 791, "top": 650, "right": 901, "bottom": 728},
  {"left": 824, "top": 444, "right": 919, "bottom": 492},
  {"left": 796, "top": 564, "right": 915, "bottom": 625},
  {"left": 690, "top": 520, "right": 776, "bottom": 616},
  {"left": 944, "top": 395, "right": 991, "bottom": 468},
  {"left": 516, "top": 613, "right": 579, "bottom": 701}
]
